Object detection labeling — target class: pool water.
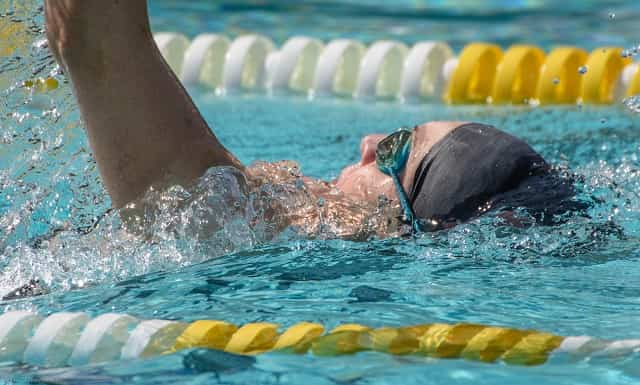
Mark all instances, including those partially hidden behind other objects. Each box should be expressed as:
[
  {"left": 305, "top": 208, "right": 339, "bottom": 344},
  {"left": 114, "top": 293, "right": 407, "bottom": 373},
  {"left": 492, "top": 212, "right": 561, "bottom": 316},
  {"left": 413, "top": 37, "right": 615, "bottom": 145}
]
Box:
[{"left": 2, "top": 1, "right": 640, "bottom": 384}]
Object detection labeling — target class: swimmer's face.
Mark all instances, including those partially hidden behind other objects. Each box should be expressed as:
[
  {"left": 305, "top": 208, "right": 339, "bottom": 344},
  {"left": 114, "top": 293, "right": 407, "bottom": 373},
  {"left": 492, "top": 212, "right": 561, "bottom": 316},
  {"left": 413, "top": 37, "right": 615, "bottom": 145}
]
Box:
[
  {"left": 334, "top": 134, "right": 398, "bottom": 201},
  {"left": 334, "top": 121, "right": 467, "bottom": 202}
]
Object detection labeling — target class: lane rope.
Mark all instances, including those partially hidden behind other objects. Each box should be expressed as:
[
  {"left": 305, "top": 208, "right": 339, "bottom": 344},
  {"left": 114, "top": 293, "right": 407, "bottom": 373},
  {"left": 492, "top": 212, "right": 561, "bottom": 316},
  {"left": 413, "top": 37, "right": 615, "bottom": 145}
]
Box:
[
  {"left": 148, "top": 33, "right": 640, "bottom": 105},
  {"left": 444, "top": 42, "right": 503, "bottom": 104},
  {"left": 581, "top": 47, "right": 632, "bottom": 104},
  {"left": 0, "top": 311, "right": 638, "bottom": 369},
  {"left": 491, "top": 45, "right": 545, "bottom": 104}
]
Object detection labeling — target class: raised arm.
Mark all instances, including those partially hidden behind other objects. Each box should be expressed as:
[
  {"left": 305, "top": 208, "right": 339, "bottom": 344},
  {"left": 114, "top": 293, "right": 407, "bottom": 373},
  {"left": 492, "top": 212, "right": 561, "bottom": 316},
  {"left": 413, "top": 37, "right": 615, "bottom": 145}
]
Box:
[{"left": 45, "top": 0, "right": 242, "bottom": 208}]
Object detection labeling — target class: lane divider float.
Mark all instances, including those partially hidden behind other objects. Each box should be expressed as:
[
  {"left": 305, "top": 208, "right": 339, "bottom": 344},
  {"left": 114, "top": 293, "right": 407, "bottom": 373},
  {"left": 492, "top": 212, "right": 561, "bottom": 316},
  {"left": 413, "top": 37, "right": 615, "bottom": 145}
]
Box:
[
  {"left": 0, "top": 311, "right": 638, "bottom": 369},
  {"left": 267, "top": 37, "right": 324, "bottom": 93},
  {"left": 491, "top": 45, "right": 545, "bottom": 104},
  {"left": 153, "top": 33, "right": 191, "bottom": 77},
  {"left": 222, "top": 34, "right": 275, "bottom": 92},
  {"left": 444, "top": 43, "right": 503, "bottom": 104},
  {"left": 68, "top": 313, "right": 138, "bottom": 366},
  {"left": 536, "top": 46, "right": 589, "bottom": 105},
  {"left": 355, "top": 40, "right": 408, "bottom": 100},
  {"left": 152, "top": 32, "right": 640, "bottom": 105},
  {"left": 312, "top": 39, "right": 366, "bottom": 97},
  {"left": 400, "top": 42, "right": 454, "bottom": 102},
  {"left": 581, "top": 47, "right": 631, "bottom": 104},
  {"left": 181, "top": 34, "right": 230, "bottom": 90}
]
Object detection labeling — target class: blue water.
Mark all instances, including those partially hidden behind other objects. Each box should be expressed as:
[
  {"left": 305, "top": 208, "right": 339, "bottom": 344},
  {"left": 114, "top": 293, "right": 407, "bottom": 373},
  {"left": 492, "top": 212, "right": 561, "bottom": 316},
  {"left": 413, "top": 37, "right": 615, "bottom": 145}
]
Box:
[{"left": 2, "top": 1, "right": 640, "bottom": 384}]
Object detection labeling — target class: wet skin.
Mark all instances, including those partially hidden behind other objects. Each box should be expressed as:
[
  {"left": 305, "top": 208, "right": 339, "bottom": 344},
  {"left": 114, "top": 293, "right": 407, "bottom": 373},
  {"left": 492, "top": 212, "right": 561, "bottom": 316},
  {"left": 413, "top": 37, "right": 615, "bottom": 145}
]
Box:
[{"left": 334, "top": 121, "right": 468, "bottom": 203}]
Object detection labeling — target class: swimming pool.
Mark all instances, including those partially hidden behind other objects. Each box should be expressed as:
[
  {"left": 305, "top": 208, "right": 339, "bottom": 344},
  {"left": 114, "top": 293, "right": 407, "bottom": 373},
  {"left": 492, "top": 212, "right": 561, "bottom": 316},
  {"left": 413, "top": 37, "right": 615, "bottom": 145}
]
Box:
[{"left": 1, "top": 0, "right": 640, "bottom": 384}]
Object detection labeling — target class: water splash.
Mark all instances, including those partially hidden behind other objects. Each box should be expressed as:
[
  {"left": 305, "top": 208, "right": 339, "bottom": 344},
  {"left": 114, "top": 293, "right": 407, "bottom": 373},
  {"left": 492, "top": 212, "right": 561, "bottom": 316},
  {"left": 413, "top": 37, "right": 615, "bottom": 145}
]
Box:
[{"left": 0, "top": 3, "right": 400, "bottom": 296}]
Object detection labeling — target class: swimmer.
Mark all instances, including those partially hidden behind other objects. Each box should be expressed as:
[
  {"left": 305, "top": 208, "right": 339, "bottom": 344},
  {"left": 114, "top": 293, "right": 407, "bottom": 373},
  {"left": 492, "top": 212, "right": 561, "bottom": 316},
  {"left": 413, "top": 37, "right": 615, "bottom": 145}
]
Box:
[{"left": 43, "top": 0, "right": 576, "bottom": 240}]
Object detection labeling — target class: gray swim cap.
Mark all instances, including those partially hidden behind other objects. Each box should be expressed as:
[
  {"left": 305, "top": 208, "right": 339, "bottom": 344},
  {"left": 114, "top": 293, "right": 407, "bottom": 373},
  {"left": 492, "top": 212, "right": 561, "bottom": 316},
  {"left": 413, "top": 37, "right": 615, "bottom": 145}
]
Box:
[{"left": 409, "top": 123, "right": 550, "bottom": 229}]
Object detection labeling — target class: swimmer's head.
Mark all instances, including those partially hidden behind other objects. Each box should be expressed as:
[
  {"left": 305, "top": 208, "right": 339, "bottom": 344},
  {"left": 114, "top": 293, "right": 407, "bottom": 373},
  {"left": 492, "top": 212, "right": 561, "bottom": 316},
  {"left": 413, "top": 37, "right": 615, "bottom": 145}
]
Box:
[
  {"left": 336, "top": 122, "right": 563, "bottom": 230},
  {"left": 334, "top": 122, "right": 461, "bottom": 203}
]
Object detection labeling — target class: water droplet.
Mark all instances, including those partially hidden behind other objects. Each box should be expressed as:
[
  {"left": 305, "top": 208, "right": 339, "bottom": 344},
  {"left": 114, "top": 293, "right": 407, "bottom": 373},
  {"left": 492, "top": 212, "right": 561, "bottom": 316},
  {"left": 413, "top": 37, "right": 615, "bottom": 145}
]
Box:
[
  {"left": 552, "top": 77, "right": 560, "bottom": 85},
  {"left": 578, "top": 66, "right": 588, "bottom": 75},
  {"left": 623, "top": 95, "right": 640, "bottom": 113},
  {"left": 608, "top": 12, "right": 616, "bottom": 20},
  {"left": 601, "top": 118, "right": 608, "bottom": 124}
]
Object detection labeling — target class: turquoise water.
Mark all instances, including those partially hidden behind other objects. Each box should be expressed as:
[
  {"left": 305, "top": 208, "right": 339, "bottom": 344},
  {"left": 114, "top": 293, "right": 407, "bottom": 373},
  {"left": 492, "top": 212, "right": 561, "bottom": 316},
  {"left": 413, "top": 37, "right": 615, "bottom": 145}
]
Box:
[{"left": 2, "top": 1, "right": 640, "bottom": 384}]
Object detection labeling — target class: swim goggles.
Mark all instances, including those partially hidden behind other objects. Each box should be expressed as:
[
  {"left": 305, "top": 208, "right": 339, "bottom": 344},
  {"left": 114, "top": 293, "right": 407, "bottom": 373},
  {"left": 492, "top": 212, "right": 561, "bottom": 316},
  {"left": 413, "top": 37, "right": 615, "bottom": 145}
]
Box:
[{"left": 375, "top": 128, "right": 421, "bottom": 233}]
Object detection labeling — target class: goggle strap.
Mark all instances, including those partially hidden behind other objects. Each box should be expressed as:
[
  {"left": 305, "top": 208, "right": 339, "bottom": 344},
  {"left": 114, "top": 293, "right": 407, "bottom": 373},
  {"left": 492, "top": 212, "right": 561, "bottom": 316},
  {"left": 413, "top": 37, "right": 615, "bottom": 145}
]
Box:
[{"left": 390, "top": 172, "right": 420, "bottom": 233}]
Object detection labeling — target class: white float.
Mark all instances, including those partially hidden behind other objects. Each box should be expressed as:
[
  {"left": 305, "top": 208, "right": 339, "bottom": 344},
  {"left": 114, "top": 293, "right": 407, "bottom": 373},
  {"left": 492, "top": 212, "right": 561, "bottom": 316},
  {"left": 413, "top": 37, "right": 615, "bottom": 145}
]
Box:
[
  {"left": 267, "top": 36, "right": 325, "bottom": 93},
  {"left": 615, "top": 63, "right": 639, "bottom": 100},
  {"left": 400, "top": 42, "right": 454, "bottom": 101},
  {"left": 0, "top": 311, "right": 43, "bottom": 363},
  {"left": 181, "top": 34, "right": 230, "bottom": 90},
  {"left": 23, "top": 312, "right": 90, "bottom": 367},
  {"left": 154, "top": 33, "right": 191, "bottom": 76},
  {"left": 265, "top": 51, "right": 282, "bottom": 90},
  {"left": 602, "top": 339, "right": 640, "bottom": 356},
  {"left": 356, "top": 40, "right": 409, "bottom": 99},
  {"left": 440, "top": 57, "right": 460, "bottom": 97},
  {"left": 222, "top": 34, "right": 275, "bottom": 92},
  {"left": 68, "top": 313, "right": 139, "bottom": 366},
  {"left": 312, "top": 39, "right": 366, "bottom": 97},
  {"left": 556, "top": 336, "right": 593, "bottom": 353},
  {"left": 121, "top": 320, "right": 187, "bottom": 359}
]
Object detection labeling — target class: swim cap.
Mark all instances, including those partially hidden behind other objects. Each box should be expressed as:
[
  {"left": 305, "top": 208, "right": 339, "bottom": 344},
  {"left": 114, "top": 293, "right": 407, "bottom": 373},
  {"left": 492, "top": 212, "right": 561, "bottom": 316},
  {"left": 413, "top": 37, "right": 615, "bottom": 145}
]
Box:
[{"left": 409, "top": 123, "right": 552, "bottom": 229}]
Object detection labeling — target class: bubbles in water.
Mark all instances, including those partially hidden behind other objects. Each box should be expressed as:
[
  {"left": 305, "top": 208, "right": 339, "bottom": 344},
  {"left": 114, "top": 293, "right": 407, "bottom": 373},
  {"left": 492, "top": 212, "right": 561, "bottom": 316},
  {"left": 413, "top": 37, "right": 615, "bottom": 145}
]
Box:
[
  {"left": 621, "top": 44, "right": 640, "bottom": 59},
  {"left": 578, "top": 66, "right": 588, "bottom": 75},
  {"left": 623, "top": 95, "right": 640, "bottom": 113}
]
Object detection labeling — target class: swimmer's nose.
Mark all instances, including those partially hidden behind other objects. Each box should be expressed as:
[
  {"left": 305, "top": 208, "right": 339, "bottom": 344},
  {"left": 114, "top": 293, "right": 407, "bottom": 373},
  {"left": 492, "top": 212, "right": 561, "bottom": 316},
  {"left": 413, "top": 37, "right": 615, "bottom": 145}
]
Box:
[{"left": 359, "top": 134, "right": 386, "bottom": 166}]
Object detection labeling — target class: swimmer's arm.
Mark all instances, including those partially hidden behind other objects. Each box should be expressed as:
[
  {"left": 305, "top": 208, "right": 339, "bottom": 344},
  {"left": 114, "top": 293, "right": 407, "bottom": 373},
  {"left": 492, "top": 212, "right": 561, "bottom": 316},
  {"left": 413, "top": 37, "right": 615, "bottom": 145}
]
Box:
[{"left": 45, "top": 0, "right": 242, "bottom": 208}]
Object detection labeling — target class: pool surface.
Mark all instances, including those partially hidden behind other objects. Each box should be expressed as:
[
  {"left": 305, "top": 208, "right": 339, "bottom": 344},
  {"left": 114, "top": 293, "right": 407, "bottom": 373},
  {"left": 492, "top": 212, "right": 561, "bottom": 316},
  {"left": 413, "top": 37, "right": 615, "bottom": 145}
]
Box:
[{"left": 1, "top": 1, "right": 640, "bottom": 384}]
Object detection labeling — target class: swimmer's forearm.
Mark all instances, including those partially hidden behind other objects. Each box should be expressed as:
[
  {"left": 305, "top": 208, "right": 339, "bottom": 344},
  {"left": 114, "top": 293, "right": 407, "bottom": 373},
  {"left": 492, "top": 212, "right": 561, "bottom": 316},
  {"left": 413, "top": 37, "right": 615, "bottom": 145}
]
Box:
[{"left": 45, "top": 0, "right": 242, "bottom": 207}]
